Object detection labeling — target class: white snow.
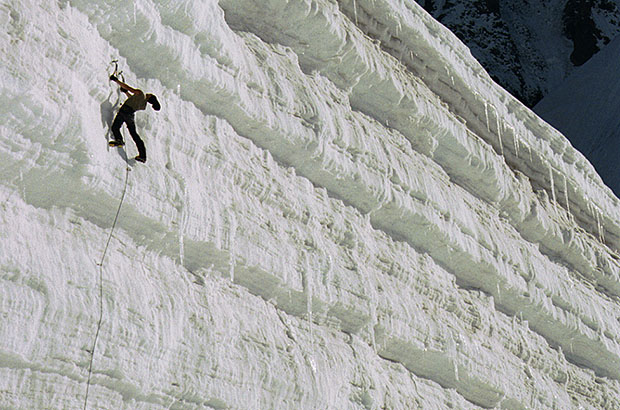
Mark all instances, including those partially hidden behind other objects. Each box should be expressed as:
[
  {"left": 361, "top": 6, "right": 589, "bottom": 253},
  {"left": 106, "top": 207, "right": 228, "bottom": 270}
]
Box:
[{"left": 2, "top": 0, "right": 620, "bottom": 409}]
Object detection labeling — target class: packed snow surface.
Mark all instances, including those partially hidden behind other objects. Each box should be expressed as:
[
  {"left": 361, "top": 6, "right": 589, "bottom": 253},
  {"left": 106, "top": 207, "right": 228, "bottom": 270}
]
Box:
[{"left": 2, "top": 0, "right": 620, "bottom": 409}]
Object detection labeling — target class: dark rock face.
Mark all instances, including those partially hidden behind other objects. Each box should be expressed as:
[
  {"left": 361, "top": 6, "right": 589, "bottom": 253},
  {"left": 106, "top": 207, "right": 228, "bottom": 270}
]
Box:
[
  {"left": 416, "top": 0, "right": 620, "bottom": 107},
  {"left": 563, "top": 0, "right": 601, "bottom": 65}
]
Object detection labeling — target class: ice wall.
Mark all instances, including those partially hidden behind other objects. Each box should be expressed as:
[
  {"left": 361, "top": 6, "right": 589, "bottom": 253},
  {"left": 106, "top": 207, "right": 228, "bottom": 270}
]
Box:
[{"left": 2, "top": 0, "right": 620, "bottom": 409}]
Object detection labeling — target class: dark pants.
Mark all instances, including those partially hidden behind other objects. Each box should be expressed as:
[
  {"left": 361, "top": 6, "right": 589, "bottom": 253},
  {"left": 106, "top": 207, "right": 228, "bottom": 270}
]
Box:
[{"left": 111, "top": 107, "right": 146, "bottom": 158}]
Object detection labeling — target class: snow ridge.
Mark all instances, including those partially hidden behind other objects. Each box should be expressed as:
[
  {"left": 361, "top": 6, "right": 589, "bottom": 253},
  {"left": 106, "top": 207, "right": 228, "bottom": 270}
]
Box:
[{"left": 2, "top": 0, "right": 620, "bottom": 409}]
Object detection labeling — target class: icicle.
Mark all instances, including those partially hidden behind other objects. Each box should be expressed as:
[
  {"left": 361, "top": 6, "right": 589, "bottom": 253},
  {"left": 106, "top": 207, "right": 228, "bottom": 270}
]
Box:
[
  {"left": 446, "top": 334, "right": 459, "bottom": 381},
  {"left": 496, "top": 114, "right": 504, "bottom": 156},
  {"left": 228, "top": 211, "right": 237, "bottom": 282},
  {"left": 510, "top": 124, "right": 519, "bottom": 159},
  {"left": 369, "top": 302, "right": 377, "bottom": 353},
  {"left": 596, "top": 208, "right": 605, "bottom": 243},
  {"left": 303, "top": 254, "right": 317, "bottom": 390},
  {"left": 179, "top": 235, "right": 185, "bottom": 267},
  {"left": 549, "top": 166, "right": 557, "bottom": 212},
  {"left": 484, "top": 102, "right": 490, "bottom": 132},
  {"left": 600, "top": 211, "right": 605, "bottom": 243},
  {"left": 179, "top": 188, "right": 187, "bottom": 267},
  {"left": 586, "top": 199, "right": 605, "bottom": 242},
  {"left": 496, "top": 282, "right": 501, "bottom": 302},
  {"left": 564, "top": 175, "right": 570, "bottom": 215},
  {"left": 352, "top": 0, "right": 358, "bottom": 25},
  {"left": 454, "top": 359, "right": 459, "bottom": 382},
  {"left": 304, "top": 253, "right": 313, "bottom": 334},
  {"left": 359, "top": 265, "right": 378, "bottom": 352},
  {"left": 594, "top": 204, "right": 600, "bottom": 240}
]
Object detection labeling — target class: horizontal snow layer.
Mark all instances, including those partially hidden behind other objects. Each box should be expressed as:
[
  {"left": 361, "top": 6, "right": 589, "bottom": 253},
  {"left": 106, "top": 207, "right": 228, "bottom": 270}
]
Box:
[
  {"left": 334, "top": 0, "right": 620, "bottom": 247},
  {"left": 3, "top": 188, "right": 493, "bottom": 410},
  {"left": 218, "top": 0, "right": 620, "bottom": 297},
  {"left": 2, "top": 0, "right": 620, "bottom": 409}
]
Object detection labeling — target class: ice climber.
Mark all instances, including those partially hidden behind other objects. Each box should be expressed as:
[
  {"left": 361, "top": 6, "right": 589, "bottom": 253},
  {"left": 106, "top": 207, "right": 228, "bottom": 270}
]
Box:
[{"left": 108, "top": 75, "right": 161, "bottom": 163}]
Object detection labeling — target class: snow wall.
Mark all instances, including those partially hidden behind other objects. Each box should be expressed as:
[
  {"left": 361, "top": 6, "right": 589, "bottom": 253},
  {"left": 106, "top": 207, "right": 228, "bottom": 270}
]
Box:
[{"left": 2, "top": 0, "right": 620, "bottom": 409}]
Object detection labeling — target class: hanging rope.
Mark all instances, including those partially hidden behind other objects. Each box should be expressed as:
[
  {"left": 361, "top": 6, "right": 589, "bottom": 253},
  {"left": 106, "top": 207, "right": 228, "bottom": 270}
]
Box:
[{"left": 83, "top": 162, "right": 130, "bottom": 410}]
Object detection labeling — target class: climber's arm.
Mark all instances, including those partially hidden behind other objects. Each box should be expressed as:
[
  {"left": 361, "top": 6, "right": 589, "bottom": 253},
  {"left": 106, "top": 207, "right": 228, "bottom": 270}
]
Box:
[{"left": 109, "top": 75, "right": 139, "bottom": 95}]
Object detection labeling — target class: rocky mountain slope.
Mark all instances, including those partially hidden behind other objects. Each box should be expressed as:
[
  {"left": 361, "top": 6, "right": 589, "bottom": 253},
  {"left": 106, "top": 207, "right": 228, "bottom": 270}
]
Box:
[
  {"left": 415, "top": 0, "right": 620, "bottom": 107},
  {"left": 535, "top": 34, "right": 620, "bottom": 199}
]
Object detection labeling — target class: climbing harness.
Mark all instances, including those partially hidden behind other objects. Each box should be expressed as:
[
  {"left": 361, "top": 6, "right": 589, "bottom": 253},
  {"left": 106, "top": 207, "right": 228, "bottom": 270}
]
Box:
[{"left": 82, "top": 161, "right": 130, "bottom": 410}]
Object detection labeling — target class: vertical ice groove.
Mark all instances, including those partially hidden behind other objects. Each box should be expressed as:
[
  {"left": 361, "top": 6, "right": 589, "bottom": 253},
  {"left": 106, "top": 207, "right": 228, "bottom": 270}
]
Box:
[
  {"left": 564, "top": 175, "right": 570, "bottom": 215},
  {"left": 179, "top": 233, "right": 185, "bottom": 266},
  {"left": 496, "top": 113, "right": 504, "bottom": 157},
  {"left": 446, "top": 333, "right": 458, "bottom": 382},
  {"left": 513, "top": 126, "right": 519, "bottom": 159},
  {"left": 495, "top": 282, "right": 502, "bottom": 304},
  {"left": 597, "top": 209, "right": 605, "bottom": 243},
  {"left": 228, "top": 210, "right": 237, "bottom": 282},
  {"left": 179, "top": 186, "right": 188, "bottom": 267},
  {"left": 304, "top": 252, "right": 313, "bottom": 325},
  {"left": 359, "top": 265, "right": 377, "bottom": 352},
  {"left": 549, "top": 166, "right": 557, "bottom": 212},
  {"left": 484, "top": 101, "right": 490, "bottom": 132},
  {"left": 588, "top": 200, "right": 596, "bottom": 238}
]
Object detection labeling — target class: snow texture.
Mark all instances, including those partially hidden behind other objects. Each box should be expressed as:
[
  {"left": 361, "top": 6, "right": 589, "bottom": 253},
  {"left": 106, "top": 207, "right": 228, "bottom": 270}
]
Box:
[{"left": 2, "top": 0, "right": 620, "bottom": 409}]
